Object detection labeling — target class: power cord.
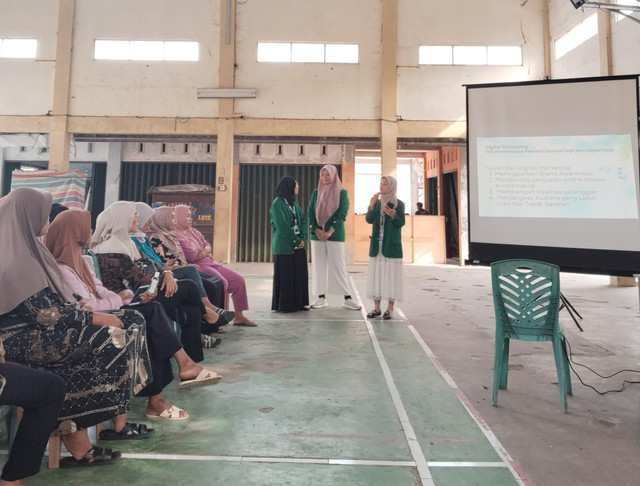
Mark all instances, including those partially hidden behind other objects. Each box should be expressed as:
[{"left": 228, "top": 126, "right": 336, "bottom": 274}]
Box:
[{"left": 563, "top": 336, "right": 640, "bottom": 394}]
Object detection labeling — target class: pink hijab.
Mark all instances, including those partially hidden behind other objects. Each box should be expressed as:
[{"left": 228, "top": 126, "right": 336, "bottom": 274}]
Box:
[
  {"left": 146, "top": 206, "right": 187, "bottom": 261},
  {"left": 174, "top": 205, "right": 203, "bottom": 251},
  {"left": 315, "top": 165, "right": 343, "bottom": 227}
]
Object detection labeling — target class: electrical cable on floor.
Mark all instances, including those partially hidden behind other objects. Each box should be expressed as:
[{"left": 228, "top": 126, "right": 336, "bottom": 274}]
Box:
[{"left": 563, "top": 336, "right": 640, "bottom": 395}]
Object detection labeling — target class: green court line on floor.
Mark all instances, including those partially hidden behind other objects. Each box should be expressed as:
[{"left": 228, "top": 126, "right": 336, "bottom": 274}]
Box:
[
  {"left": 349, "top": 282, "right": 435, "bottom": 486},
  {"left": 349, "top": 276, "right": 532, "bottom": 486},
  {"left": 394, "top": 307, "right": 533, "bottom": 486}
]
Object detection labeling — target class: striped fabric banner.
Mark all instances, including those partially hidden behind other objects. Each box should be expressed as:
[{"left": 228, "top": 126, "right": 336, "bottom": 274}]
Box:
[{"left": 11, "top": 169, "right": 87, "bottom": 209}]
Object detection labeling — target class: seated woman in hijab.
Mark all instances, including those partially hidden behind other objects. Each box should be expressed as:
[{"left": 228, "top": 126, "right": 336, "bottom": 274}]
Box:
[
  {"left": 174, "top": 205, "right": 256, "bottom": 327},
  {"left": 90, "top": 201, "right": 223, "bottom": 365},
  {"left": 133, "top": 202, "right": 233, "bottom": 333},
  {"left": 0, "top": 187, "right": 149, "bottom": 468},
  {"left": 46, "top": 209, "right": 221, "bottom": 420}
]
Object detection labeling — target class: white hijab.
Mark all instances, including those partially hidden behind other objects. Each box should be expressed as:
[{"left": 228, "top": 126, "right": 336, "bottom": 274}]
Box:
[{"left": 90, "top": 201, "right": 141, "bottom": 261}]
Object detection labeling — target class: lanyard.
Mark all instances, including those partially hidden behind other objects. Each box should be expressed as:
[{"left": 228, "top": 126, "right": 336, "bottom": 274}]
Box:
[{"left": 291, "top": 204, "right": 300, "bottom": 235}]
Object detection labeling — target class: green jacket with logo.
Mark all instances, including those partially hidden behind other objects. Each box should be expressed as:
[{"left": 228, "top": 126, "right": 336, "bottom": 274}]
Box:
[
  {"left": 270, "top": 197, "right": 307, "bottom": 255},
  {"left": 307, "top": 188, "right": 349, "bottom": 242},
  {"left": 366, "top": 199, "right": 405, "bottom": 258}
]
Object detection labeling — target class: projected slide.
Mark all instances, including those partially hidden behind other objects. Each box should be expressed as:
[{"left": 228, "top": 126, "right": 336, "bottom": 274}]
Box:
[{"left": 477, "top": 135, "right": 638, "bottom": 219}]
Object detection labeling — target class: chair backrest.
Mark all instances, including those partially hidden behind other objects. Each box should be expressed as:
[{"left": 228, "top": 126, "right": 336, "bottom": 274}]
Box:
[
  {"left": 83, "top": 250, "right": 102, "bottom": 281},
  {"left": 491, "top": 259, "right": 561, "bottom": 342}
]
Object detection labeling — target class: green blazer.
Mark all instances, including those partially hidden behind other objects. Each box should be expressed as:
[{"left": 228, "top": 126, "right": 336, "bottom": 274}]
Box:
[
  {"left": 307, "top": 188, "right": 349, "bottom": 242},
  {"left": 366, "top": 199, "right": 405, "bottom": 258},
  {"left": 270, "top": 197, "right": 307, "bottom": 255}
]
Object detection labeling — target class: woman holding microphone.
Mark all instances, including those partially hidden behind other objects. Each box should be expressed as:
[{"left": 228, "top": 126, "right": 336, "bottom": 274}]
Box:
[{"left": 365, "top": 175, "right": 405, "bottom": 320}]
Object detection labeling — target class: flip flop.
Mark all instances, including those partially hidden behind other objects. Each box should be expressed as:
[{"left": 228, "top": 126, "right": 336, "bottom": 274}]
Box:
[
  {"left": 145, "top": 405, "right": 189, "bottom": 421},
  {"left": 215, "top": 308, "right": 236, "bottom": 326},
  {"left": 179, "top": 368, "right": 222, "bottom": 389},
  {"left": 59, "top": 446, "right": 121, "bottom": 468},
  {"left": 202, "top": 335, "right": 222, "bottom": 348},
  {"left": 233, "top": 321, "right": 257, "bottom": 327},
  {"left": 99, "top": 423, "right": 154, "bottom": 441}
]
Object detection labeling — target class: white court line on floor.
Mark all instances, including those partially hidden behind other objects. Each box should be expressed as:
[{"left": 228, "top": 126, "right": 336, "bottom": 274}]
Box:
[
  {"left": 117, "top": 452, "right": 415, "bottom": 468},
  {"left": 350, "top": 280, "right": 435, "bottom": 486},
  {"left": 394, "top": 307, "right": 532, "bottom": 486}
]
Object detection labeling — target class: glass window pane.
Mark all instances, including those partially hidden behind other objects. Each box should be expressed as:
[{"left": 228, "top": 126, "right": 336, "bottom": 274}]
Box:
[
  {"left": 129, "top": 41, "right": 164, "bottom": 61},
  {"left": 419, "top": 46, "right": 452, "bottom": 65},
  {"left": 453, "top": 46, "right": 487, "bottom": 65},
  {"left": 325, "top": 43, "right": 358, "bottom": 63},
  {"left": 487, "top": 46, "right": 522, "bottom": 65},
  {"left": 1, "top": 39, "right": 37, "bottom": 58},
  {"left": 554, "top": 13, "right": 597, "bottom": 59},
  {"left": 94, "top": 40, "right": 129, "bottom": 60},
  {"left": 291, "top": 43, "right": 324, "bottom": 63},
  {"left": 257, "top": 42, "right": 291, "bottom": 62},
  {"left": 164, "top": 41, "right": 199, "bottom": 61}
]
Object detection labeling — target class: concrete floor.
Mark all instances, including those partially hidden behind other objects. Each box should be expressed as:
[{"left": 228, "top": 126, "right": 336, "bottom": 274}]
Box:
[{"left": 1, "top": 262, "right": 638, "bottom": 486}]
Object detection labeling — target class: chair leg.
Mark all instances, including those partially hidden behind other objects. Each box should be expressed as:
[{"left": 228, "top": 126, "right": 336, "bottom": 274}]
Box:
[
  {"left": 552, "top": 338, "right": 568, "bottom": 413},
  {"left": 492, "top": 338, "right": 509, "bottom": 406},
  {"left": 561, "top": 338, "right": 573, "bottom": 396},
  {"left": 48, "top": 433, "right": 61, "bottom": 469},
  {"left": 499, "top": 338, "right": 510, "bottom": 390}
]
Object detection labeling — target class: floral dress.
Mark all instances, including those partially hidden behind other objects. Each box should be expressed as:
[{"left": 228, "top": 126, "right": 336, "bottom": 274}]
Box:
[{"left": 0, "top": 288, "right": 150, "bottom": 433}]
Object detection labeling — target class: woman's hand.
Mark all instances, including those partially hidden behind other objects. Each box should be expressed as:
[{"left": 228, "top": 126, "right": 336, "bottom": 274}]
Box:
[
  {"left": 382, "top": 205, "right": 396, "bottom": 218},
  {"left": 368, "top": 192, "right": 380, "bottom": 210},
  {"left": 163, "top": 259, "right": 180, "bottom": 271},
  {"left": 295, "top": 241, "right": 305, "bottom": 250},
  {"left": 139, "top": 289, "right": 157, "bottom": 303},
  {"left": 196, "top": 248, "right": 209, "bottom": 260},
  {"left": 93, "top": 312, "right": 124, "bottom": 328},
  {"left": 118, "top": 289, "right": 134, "bottom": 301},
  {"left": 160, "top": 273, "right": 178, "bottom": 297}
]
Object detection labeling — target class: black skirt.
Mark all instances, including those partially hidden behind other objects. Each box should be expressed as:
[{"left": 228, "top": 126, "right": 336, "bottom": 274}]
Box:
[{"left": 272, "top": 248, "right": 309, "bottom": 312}]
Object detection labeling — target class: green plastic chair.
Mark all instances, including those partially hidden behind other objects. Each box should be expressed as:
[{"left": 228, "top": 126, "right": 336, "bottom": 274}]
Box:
[{"left": 491, "top": 259, "right": 572, "bottom": 412}]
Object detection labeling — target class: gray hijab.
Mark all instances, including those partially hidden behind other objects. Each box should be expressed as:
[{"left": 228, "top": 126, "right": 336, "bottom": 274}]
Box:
[{"left": 0, "top": 187, "right": 76, "bottom": 314}]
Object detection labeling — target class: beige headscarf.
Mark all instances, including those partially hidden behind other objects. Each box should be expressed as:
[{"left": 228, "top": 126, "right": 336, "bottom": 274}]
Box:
[
  {"left": 146, "top": 206, "right": 187, "bottom": 262},
  {"left": 0, "top": 187, "right": 76, "bottom": 313},
  {"left": 380, "top": 175, "right": 398, "bottom": 210},
  {"left": 90, "top": 201, "right": 141, "bottom": 261},
  {"left": 315, "top": 164, "right": 343, "bottom": 228}
]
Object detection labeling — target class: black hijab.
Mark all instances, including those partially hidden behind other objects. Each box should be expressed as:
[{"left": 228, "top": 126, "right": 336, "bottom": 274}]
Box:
[
  {"left": 49, "top": 203, "right": 69, "bottom": 223},
  {"left": 275, "top": 176, "right": 297, "bottom": 206}
]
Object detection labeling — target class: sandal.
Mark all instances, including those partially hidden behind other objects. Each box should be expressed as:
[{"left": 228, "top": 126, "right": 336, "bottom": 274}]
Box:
[
  {"left": 59, "top": 446, "right": 121, "bottom": 468},
  {"left": 146, "top": 405, "right": 189, "bottom": 421},
  {"left": 366, "top": 310, "right": 381, "bottom": 318},
  {"left": 215, "top": 308, "right": 236, "bottom": 326},
  {"left": 179, "top": 368, "right": 222, "bottom": 389},
  {"left": 383, "top": 311, "right": 393, "bottom": 320},
  {"left": 202, "top": 335, "right": 222, "bottom": 348},
  {"left": 99, "top": 423, "right": 154, "bottom": 441}
]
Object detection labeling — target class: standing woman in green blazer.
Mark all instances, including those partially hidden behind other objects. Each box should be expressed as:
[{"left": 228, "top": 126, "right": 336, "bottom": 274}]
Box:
[
  {"left": 307, "top": 164, "right": 361, "bottom": 311},
  {"left": 365, "top": 175, "right": 405, "bottom": 320},
  {"left": 270, "top": 176, "right": 310, "bottom": 312}
]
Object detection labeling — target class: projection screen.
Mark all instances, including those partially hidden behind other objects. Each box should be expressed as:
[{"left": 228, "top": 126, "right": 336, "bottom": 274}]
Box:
[{"left": 467, "top": 75, "right": 640, "bottom": 275}]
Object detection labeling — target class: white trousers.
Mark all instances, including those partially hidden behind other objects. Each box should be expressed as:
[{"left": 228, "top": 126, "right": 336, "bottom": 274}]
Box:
[{"left": 310, "top": 240, "right": 351, "bottom": 297}]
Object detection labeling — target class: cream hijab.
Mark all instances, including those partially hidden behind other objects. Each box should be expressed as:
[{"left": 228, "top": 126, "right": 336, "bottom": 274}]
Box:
[
  {"left": 90, "top": 201, "right": 141, "bottom": 261},
  {"left": 315, "top": 164, "right": 343, "bottom": 228},
  {"left": 0, "top": 187, "right": 76, "bottom": 313},
  {"left": 380, "top": 175, "right": 398, "bottom": 210}
]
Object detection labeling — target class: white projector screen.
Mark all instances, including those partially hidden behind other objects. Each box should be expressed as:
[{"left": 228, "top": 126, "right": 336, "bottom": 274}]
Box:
[{"left": 467, "top": 75, "right": 640, "bottom": 275}]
